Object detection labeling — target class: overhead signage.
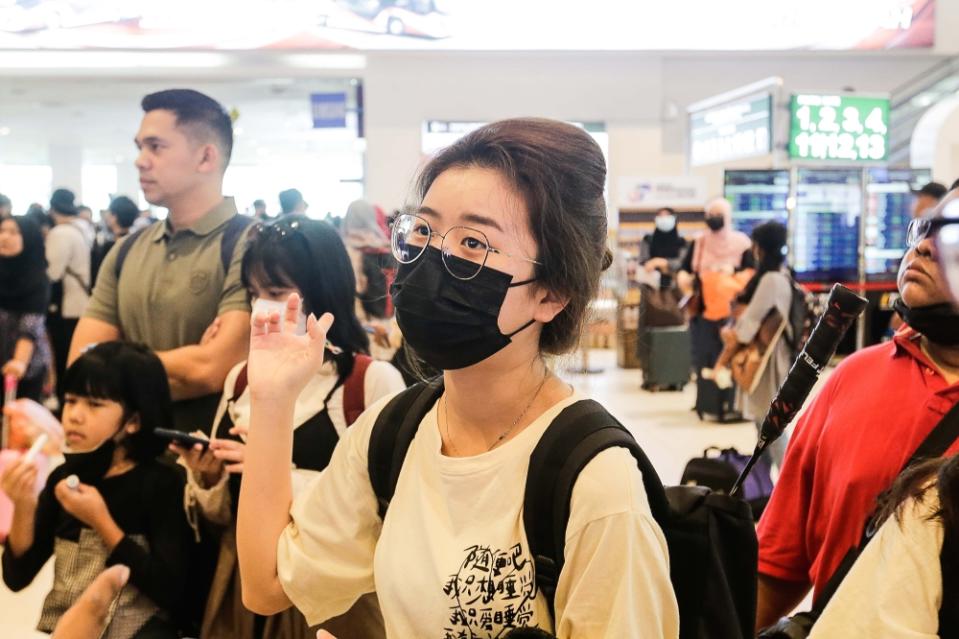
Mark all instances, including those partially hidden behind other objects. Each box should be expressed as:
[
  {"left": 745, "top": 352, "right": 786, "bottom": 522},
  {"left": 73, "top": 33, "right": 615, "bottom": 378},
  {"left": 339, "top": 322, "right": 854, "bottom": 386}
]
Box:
[
  {"left": 690, "top": 93, "right": 773, "bottom": 167},
  {"left": 617, "top": 176, "right": 708, "bottom": 209},
  {"left": 788, "top": 94, "right": 890, "bottom": 163},
  {"left": 310, "top": 92, "right": 347, "bottom": 129}
]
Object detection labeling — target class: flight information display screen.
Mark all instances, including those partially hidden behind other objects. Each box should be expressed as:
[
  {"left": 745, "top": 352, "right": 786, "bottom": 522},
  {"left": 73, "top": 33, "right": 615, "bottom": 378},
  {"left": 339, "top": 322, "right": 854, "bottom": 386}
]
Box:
[
  {"left": 865, "top": 168, "right": 932, "bottom": 280},
  {"left": 724, "top": 170, "right": 791, "bottom": 236},
  {"left": 793, "top": 169, "right": 862, "bottom": 282}
]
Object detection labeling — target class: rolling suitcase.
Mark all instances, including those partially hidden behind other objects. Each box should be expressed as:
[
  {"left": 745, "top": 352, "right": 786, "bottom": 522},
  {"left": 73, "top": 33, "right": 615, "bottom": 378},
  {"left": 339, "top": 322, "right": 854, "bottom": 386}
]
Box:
[
  {"left": 642, "top": 327, "right": 691, "bottom": 391},
  {"left": 695, "top": 377, "right": 745, "bottom": 423}
]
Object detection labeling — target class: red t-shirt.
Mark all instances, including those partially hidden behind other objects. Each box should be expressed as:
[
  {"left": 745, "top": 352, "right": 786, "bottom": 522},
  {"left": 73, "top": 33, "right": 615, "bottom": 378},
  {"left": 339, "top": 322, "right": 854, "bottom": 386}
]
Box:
[{"left": 757, "top": 328, "right": 959, "bottom": 599}]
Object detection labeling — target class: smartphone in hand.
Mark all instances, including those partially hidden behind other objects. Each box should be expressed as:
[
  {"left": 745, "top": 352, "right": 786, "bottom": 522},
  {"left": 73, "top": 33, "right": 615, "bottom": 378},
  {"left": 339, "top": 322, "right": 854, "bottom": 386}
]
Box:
[{"left": 154, "top": 428, "right": 210, "bottom": 451}]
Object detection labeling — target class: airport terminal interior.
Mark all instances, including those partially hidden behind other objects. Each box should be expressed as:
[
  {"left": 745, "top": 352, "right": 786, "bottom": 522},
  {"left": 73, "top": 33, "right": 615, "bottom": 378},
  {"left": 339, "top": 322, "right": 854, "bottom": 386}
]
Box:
[{"left": 2, "top": 1, "right": 959, "bottom": 638}]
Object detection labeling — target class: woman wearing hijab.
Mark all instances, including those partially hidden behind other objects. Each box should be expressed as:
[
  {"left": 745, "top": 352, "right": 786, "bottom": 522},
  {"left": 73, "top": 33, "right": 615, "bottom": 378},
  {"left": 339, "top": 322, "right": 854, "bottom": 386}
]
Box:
[
  {"left": 678, "top": 198, "right": 754, "bottom": 419},
  {"left": 0, "top": 217, "right": 52, "bottom": 406}
]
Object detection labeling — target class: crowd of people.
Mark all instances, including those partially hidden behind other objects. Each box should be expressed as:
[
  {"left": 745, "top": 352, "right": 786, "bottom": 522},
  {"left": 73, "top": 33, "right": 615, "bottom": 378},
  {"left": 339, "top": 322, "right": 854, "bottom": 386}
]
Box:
[{"left": 0, "top": 87, "right": 957, "bottom": 639}]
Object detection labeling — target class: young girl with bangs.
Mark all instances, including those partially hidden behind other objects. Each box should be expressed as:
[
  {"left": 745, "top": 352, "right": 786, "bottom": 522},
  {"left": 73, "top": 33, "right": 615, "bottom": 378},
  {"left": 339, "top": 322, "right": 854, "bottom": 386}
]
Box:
[{"left": 1, "top": 342, "right": 191, "bottom": 639}]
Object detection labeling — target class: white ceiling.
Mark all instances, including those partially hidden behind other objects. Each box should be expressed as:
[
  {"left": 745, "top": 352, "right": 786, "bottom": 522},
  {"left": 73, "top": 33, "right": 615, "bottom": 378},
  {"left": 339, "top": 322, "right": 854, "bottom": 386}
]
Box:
[{"left": 0, "top": 76, "right": 363, "bottom": 165}]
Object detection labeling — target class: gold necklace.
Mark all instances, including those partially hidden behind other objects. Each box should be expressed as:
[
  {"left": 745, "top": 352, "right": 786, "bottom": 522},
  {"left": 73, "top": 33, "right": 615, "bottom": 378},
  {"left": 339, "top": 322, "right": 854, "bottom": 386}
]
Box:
[{"left": 443, "top": 373, "right": 551, "bottom": 455}]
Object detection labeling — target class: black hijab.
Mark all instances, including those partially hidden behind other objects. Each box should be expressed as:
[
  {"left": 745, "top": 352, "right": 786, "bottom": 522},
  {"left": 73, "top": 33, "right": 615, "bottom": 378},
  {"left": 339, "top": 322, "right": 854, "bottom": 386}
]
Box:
[{"left": 0, "top": 216, "right": 50, "bottom": 314}]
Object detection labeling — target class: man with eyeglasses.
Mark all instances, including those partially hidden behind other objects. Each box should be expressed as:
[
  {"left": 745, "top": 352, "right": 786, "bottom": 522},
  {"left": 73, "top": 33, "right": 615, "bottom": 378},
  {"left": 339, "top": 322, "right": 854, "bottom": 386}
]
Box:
[{"left": 755, "top": 189, "right": 959, "bottom": 630}]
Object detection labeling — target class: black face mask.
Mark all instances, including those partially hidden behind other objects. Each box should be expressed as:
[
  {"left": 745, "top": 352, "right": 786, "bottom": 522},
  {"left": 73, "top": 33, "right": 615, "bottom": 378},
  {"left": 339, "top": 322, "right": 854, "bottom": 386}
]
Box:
[
  {"left": 391, "top": 246, "right": 537, "bottom": 371},
  {"left": 706, "top": 216, "right": 726, "bottom": 232},
  {"left": 894, "top": 298, "right": 959, "bottom": 346},
  {"left": 61, "top": 439, "right": 116, "bottom": 485}
]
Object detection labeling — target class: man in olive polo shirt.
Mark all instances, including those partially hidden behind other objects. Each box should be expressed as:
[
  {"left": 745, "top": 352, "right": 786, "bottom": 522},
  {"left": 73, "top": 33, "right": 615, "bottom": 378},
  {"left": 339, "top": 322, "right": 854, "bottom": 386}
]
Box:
[{"left": 70, "top": 89, "right": 251, "bottom": 432}]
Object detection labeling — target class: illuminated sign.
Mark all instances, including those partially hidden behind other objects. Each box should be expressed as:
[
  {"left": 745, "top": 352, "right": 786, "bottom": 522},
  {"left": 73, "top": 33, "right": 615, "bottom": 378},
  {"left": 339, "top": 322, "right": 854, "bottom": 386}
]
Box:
[
  {"left": 690, "top": 93, "right": 772, "bottom": 167},
  {"left": 789, "top": 94, "right": 890, "bottom": 162}
]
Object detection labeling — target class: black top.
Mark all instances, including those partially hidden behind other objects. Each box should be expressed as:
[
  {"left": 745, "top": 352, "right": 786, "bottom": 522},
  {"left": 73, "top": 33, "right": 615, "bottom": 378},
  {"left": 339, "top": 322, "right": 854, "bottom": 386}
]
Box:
[{"left": 2, "top": 459, "right": 192, "bottom": 617}]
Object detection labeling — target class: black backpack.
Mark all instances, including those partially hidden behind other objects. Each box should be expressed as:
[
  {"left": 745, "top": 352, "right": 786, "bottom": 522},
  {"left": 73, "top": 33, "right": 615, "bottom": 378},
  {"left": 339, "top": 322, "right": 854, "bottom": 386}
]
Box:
[{"left": 368, "top": 380, "right": 758, "bottom": 639}]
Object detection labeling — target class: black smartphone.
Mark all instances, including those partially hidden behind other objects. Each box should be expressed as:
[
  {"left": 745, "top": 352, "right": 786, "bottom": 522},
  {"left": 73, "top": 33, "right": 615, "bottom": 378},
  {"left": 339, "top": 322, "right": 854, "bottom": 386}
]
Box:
[{"left": 154, "top": 428, "right": 210, "bottom": 450}]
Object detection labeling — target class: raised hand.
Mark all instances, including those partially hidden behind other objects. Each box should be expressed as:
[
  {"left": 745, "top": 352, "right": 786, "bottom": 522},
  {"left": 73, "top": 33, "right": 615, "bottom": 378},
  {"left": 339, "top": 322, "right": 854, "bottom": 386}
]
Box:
[{"left": 247, "top": 293, "right": 334, "bottom": 403}]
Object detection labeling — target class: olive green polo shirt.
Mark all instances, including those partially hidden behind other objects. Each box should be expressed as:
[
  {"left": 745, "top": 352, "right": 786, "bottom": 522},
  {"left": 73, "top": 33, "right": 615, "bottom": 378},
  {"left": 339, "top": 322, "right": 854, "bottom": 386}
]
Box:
[{"left": 85, "top": 197, "right": 250, "bottom": 432}]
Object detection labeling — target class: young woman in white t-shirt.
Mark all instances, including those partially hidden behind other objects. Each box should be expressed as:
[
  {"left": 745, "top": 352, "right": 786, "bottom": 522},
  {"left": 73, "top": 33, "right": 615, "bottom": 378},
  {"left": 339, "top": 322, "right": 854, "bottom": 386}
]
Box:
[
  {"left": 237, "top": 119, "right": 679, "bottom": 638},
  {"left": 173, "top": 217, "right": 404, "bottom": 639}
]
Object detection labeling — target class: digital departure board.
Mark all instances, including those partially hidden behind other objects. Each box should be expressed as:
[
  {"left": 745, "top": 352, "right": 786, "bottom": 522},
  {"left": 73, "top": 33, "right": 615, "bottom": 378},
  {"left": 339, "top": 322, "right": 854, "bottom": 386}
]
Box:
[
  {"left": 865, "top": 168, "right": 932, "bottom": 280},
  {"left": 724, "top": 170, "right": 791, "bottom": 235},
  {"left": 793, "top": 169, "right": 862, "bottom": 282},
  {"left": 690, "top": 93, "right": 773, "bottom": 167},
  {"left": 789, "top": 94, "right": 890, "bottom": 162}
]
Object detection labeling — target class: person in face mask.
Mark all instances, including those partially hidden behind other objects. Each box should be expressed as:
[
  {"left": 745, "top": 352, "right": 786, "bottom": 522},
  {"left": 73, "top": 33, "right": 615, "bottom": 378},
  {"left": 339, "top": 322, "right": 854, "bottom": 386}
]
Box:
[
  {"left": 171, "top": 216, "right": 401, "bottom": 639},
  {"left": 640, "top": 207, "right": 687, "bottom": 289},
  {"left": 1, "top": 342, "right": 192, "bottom": 638},
  {"left": 755, "top": 194, "right": 959, "bottom": 632},
  {"left": 677, "top": 198, "right": 754, "bottom": 419},
  {"left": 236, "top": 119, "right": 679, "bottom": 638}
]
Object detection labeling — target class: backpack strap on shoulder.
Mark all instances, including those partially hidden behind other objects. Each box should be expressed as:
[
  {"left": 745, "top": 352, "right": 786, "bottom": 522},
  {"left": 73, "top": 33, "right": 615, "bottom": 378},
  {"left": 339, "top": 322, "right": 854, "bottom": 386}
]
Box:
[
  {"left": 524, "top": 399, "right": 668, "bottom": 619},
  {"left": 220, "top": 214, "right": 254, "bottom": 274},
  {"left": 343, "top": 354, "right": 374, "bottom": 426},
  {"left": 368, "top": 377, "right": 444, "bottom": 519},
  {"left": 113, "top": 226, "right": 151, "bottom": 279}
]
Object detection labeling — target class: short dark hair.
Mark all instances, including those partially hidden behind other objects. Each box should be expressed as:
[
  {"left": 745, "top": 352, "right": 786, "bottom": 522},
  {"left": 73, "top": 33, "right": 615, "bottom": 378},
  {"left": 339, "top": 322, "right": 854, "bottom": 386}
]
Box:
[
  {"left": 108, "top": 196, "right": 140, "bottom": 230},
  {"left": 278, "top": 189, "right": 304, "bottom": 214},
  {"left": 63, "top": 342, "right": 172, "bottom": 463},
  {"left": 241, "top": 217, "right": 369, "bottom": 378},
  {"left": 656, "top": 207, "right": 677, "bottom": 216},
  {"left": 253, "top": 199, "right": 266, "bottom": 209},
  {"left": 416, "top": 118, "right": 611, "bottom": 355},
  {"left": 0, "top": 193, "right": 10, "bottom": 209},
  {"left": 141, "top": 89, "right": 233, "bottom": 169}
]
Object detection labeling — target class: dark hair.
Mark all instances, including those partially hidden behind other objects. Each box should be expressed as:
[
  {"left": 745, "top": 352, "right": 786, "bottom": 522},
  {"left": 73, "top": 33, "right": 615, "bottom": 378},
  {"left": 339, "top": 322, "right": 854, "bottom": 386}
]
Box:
[
  {"left": 50, "top": 188, "right": 78, "bottom": 216},
  {"left": 0, "top": 193, "right": 10, "bottom": 210},
  {"left": 278, "top": 189, "right": 304, "bottom": 215},
  {"left": 873, "top": 455, "right": 959, "bottom": 556},
  {"left": 739, "top": 221, "right": 788, "bottom": 304},
  {"left": 24, "top": 205, "right": 51, "bottom": 230},
  {"left": 141, "top": 89, "right": 233, "bottom": 168},
  {"left": 951, "top": 178, "right": 959, "bottom": 192},
  {"left": 415, "top": 118, "right": 611, "bottom": 355},
  {"left": 241, "top": 217, "right": 369, "bottom": 378},
  {"left": 253, "top": 199, "right": 266, "bottom": 209},
  {"left": 656, "top": 207, "right": 677, "bottom": 216},
  {"left": 62, "top": 342, "right": 171, "bottom": 462},
  {"left": 108, "top": 196, "right": 140, "bottom": 230}
]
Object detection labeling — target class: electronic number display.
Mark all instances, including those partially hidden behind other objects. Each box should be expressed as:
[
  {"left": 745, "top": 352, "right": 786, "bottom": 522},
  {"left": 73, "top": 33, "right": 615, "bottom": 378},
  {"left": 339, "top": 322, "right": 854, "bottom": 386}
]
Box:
[{"left": 789, "top": 94, "right": 890, "bottom": 163}]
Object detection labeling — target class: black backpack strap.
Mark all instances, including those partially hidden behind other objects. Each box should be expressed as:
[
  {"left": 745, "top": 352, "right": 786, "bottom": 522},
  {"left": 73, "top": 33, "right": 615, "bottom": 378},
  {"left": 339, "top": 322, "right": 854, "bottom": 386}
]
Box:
[
  {"left": 809, "top": 399, "right": 959, "bottom": 619},
  {"left": 113, "top": 226, "right": 151, "bottom": 279},
  {"left": 220, "top": 214, "right": 254, "bottom": 274},
  {"left": 368, "top": 377, "right": 444, "bottom": 519},
  {"left": 524, "top": 399, "right": 669, "bottom": 619},
  {"left": 115, "top": 215, "right": 251, "bottom": 280}
]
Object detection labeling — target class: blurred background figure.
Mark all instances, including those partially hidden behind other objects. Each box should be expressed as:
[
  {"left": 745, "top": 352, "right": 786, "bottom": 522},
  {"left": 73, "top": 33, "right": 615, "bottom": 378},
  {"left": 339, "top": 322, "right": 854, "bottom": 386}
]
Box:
[
  {"left": 45, "top": 188, "right": 92, "bottom": 404},
  {"left": 278, "top": 188, "right": 307, "bottom": 216},
  {"left": 252, "top": 199, "right": 270, "bottom": 221},
  {"left": 0, "top": 194, "right": 11, "bottom": 220},
  {"left": 912, "top": 181, "right": 947, "bottom": 218}
]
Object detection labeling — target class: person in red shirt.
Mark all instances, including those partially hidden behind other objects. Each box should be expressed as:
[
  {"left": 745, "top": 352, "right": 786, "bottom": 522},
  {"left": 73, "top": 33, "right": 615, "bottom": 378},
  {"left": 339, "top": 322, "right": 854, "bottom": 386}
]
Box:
[{"left": 755, "top": 198, "right": 959, "bottom": 630}]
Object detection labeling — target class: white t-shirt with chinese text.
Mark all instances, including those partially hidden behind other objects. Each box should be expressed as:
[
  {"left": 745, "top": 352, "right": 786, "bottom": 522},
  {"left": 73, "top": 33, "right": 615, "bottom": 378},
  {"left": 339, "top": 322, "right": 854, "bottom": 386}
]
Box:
[{"left": 277, "top": 390, "right": 679, "bottom": 638}]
